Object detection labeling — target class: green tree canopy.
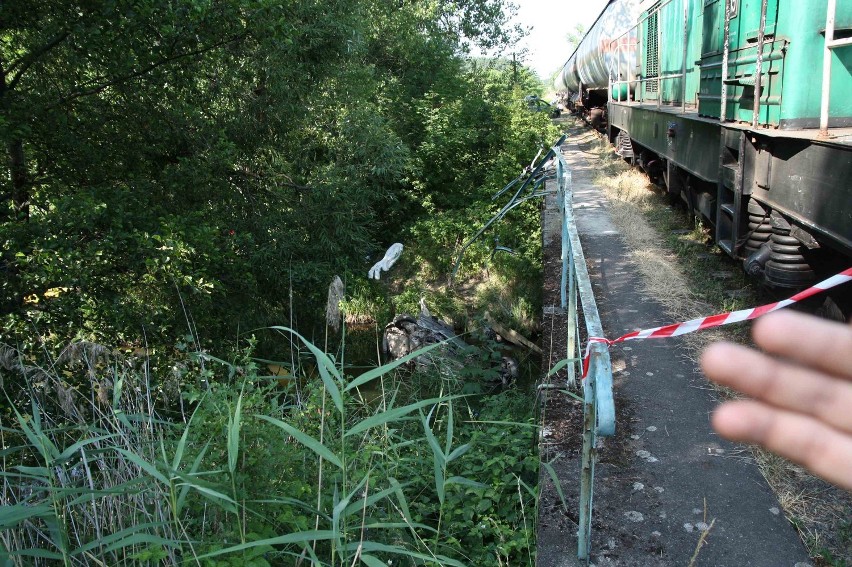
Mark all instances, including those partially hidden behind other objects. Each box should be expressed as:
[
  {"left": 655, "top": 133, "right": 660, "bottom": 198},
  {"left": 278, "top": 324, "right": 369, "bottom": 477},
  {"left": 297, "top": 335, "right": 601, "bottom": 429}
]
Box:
[{"left": 0, "top": 0, "right": 551, "bottom": 353}]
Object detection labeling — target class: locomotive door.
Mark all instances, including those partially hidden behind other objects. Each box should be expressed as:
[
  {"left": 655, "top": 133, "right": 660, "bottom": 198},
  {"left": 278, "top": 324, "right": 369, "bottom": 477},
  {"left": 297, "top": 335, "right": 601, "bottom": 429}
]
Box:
[{"left": 699, "top": 0, "right": 783, "bottom": 126}]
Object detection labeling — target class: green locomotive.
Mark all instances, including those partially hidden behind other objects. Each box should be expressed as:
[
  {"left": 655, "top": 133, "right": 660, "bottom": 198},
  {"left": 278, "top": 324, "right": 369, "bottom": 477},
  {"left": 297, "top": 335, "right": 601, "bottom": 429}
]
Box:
[{"left": 557, "top": 0, "right": 852, "bottom": 311}]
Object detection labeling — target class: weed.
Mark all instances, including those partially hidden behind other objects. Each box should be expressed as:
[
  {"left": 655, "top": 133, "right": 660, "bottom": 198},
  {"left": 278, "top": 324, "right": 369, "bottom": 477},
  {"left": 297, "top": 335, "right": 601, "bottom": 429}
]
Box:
[
  {"left": 337, "top": 278, "right": 393, "bottom": 327},
  {"left": 0, "top": 330, "right": 540, "bottom": 566}
]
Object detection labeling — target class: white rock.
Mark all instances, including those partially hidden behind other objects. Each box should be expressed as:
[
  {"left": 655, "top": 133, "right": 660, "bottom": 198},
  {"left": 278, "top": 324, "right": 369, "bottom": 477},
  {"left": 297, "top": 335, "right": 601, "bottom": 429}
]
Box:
[
  {"left": 635, "top": 450, "right": 659, "bottom": 463},
  {"left": 624, "top": 511, "right": 644, "bottom": 523}
]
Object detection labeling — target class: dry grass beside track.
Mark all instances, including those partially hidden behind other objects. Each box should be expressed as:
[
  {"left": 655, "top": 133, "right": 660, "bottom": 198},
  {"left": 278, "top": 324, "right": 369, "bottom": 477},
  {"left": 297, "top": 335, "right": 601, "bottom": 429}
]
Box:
[{"left": 561, "top": 117, "right": 851, "bottom": 566}]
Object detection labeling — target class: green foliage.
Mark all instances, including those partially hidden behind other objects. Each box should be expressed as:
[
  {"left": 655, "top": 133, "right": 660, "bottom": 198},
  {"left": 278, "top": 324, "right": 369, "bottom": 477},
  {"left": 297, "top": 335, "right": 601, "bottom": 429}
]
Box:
[
  {"left": 389, "top": 69, "right": 554, "bottom": 326},
  {"left": 0, "top": 0, "right": 551, "bottom": 368},
  {"left": 0, "top": 331, "right": 539, "bottom": 566},
  {"left": 405, "top": 391, "right": 539, "bottom": 565},
  {"left": 0, "top": 2, "right": 551, "bottom": 564},
  {"left": 337, "top": 276, "right": 393, "bottom": 326}
]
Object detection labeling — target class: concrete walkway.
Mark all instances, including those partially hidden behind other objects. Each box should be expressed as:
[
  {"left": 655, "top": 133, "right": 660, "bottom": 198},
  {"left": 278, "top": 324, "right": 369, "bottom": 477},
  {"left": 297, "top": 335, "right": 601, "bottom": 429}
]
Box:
[{"left": 536, "top": 138, "right": 811, "bottom": 566}]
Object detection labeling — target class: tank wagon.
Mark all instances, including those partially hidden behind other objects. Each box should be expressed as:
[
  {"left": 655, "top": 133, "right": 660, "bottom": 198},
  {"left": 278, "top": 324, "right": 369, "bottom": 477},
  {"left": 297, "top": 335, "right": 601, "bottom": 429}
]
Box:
[
  {"left": 557, "top": 0, "right": 641, "bottom": 127},
  {"left": 557, "top": 0, "right": 852, "bottom": 313}
]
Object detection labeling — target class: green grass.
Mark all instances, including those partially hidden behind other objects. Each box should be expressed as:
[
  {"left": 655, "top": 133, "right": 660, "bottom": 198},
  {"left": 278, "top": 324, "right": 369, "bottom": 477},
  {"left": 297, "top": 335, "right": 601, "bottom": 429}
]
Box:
[{"left": 0, "top": 329, "right": 539, "bottom": 566}]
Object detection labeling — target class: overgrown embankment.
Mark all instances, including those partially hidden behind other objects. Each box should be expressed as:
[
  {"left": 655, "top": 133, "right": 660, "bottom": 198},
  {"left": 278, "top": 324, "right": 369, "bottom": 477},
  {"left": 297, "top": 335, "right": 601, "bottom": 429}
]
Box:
[
  {"left": 0, "top": 2, "right": 561, "bottom": 562},
  {"left": 1, "top": 334, "right": 545, "bottom": 565},
  {"left": 0, "top": 0, "right": 555, "bottom": 363}
]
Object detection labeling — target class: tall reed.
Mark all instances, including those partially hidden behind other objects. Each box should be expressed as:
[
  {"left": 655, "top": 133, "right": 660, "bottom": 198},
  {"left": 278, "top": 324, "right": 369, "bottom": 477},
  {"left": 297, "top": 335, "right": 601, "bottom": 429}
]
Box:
[{"left": 1, "top": 330, "right": 539, "bottom": 566}]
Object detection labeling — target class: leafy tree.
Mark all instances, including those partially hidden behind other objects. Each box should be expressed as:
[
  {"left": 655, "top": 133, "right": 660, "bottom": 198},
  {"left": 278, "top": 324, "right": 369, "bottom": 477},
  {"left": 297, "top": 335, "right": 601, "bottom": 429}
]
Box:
[
  {"left": 566, "top": 22, "right": 586, "bottom": 53},
  {"left": 0, "top": 0, "right": 548, "bottom": 361}
]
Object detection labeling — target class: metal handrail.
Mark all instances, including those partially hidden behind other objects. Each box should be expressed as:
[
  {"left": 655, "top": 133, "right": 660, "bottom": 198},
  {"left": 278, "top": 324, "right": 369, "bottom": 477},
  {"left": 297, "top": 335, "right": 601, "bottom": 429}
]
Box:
[
  {"left": 752, "top": 0, "right": 768, "bottom": 127},
  {"left": 820, "top": 0, "right": 852, "bottom": 137},
  {"left": 553, "top": 145, "right": 615, "bottom": 561},
  {"left": 720, "top": 0, "right": 732, "bottom": 122}
]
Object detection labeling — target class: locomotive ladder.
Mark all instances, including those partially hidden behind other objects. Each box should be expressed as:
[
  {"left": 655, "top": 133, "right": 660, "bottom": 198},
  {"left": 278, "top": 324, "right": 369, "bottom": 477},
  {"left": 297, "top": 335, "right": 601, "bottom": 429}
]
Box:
[{"left": 553, "top": 145, "right": 616, "bottom": 561}]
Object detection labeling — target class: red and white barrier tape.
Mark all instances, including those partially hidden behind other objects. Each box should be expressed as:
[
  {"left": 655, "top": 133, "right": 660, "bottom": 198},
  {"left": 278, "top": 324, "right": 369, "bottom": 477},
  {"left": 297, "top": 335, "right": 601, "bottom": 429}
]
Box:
[{"left": 581, "top": 267, "right": 852, "bottom": 378}]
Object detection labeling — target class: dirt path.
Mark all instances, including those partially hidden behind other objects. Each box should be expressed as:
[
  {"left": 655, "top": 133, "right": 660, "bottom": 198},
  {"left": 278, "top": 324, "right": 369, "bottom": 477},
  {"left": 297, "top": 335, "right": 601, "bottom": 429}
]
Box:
[{"left": 535, "top": 137, "right": 812, "bottom": 566}]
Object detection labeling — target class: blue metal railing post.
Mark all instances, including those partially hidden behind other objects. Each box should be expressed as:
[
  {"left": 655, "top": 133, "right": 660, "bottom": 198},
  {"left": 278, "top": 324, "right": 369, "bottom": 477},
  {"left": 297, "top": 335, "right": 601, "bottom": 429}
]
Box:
[
  {"left": 578, "top": 365, "right": 597, "bottom": 560},
  {"left": 559, "top": 156, "right": 568, "bottom": 310},
  {"left": 556, "top": 150, "right": 578, "bottom": 386}
]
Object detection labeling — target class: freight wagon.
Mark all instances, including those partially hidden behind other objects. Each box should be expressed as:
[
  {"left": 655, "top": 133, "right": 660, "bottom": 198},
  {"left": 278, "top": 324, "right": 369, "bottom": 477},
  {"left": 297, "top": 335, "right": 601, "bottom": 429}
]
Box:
[{"left": 556, "top": 0, "right": 852, "bottom": 316}]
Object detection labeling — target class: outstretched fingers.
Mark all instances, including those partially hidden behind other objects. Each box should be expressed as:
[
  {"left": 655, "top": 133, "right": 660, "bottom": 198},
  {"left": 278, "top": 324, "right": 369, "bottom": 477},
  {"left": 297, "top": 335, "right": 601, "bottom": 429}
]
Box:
[
  {"left": 702, "top": 310, "right": 852, "bottom": 490},
  {"left": 701, "top": 341, "right": 852, "bottom": 434},
  {"left": 752, "top": 310, "right": 852, "bottom": 381},
  {"left": 712, "top": 400, "right": 852, "bottom": 491}
]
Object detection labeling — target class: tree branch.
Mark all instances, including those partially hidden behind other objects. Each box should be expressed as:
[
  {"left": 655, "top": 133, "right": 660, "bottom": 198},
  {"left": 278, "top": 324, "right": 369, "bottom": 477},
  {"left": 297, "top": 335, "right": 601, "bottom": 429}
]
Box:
[
  {"left": 68, "top": 32, "right": 185, "bottom": 95},
  {"left": 7, "top": 30, "right": 70, "bottom": 91},
  {"left": 230, "top": 169, "right": 315, "bottom": 192},
  {"left": 52, "top": 32, "right": 249, "bottom": 108}
]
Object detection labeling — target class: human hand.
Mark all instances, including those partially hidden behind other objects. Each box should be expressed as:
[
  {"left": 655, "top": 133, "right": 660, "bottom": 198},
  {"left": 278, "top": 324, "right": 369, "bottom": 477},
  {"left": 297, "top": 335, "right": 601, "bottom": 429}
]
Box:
[{"left": 701, "top": 310, "right": 852, "bottom": 491}]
